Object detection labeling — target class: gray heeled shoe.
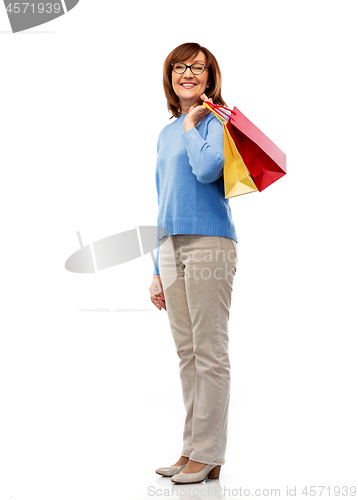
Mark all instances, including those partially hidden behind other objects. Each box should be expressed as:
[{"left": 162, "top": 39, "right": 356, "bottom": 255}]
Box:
[
  {"left": 171, "top": 464, "right": 221, "bottom": 484},
  {"left": 155, "top": 464, "right": 187, "bottom": 477}
]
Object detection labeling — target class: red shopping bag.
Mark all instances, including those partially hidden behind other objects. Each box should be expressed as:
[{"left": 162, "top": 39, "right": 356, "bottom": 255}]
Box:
[{"left": 204, "top": 102, "right": 287, "bottom": 192}]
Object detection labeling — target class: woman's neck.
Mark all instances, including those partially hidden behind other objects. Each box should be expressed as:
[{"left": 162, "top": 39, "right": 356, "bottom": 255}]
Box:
[{"left": 180, "top": 99, "right": 200, "bottom": 115}]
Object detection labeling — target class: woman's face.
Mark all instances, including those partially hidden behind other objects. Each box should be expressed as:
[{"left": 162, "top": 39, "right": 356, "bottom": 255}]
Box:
[{"left": 171, "top": 51, "right": 209, "bottom": 113}]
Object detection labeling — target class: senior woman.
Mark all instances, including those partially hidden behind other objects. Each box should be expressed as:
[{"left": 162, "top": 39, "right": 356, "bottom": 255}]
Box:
[{"left": 149, "top": 42, "right": 238, "bottom": 484}]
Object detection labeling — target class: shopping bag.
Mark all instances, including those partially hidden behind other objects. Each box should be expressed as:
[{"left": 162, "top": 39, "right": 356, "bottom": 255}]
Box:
[
  {"left": 204, "top": 101, "right": 287, "bottom": 192},
  {"left": 203, "top": 103, "right": 258, "bottom": 198}
]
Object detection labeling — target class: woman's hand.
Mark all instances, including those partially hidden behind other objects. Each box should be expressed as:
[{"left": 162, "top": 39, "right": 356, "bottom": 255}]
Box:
[
  {"left": 150, "top": 274, "right": 167, "bottom": 311},
  {"left": 183, "top": 94, "right": 213, "bottom": 132}
]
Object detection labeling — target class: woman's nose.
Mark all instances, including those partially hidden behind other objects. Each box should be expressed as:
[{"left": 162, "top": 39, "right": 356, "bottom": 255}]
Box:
[{"left": 183, "top": 66, "right": 193, "bottom": 77}]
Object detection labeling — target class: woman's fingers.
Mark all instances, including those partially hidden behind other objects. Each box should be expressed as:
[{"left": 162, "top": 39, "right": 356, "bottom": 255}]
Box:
[
  {"left": 150, "top": 291, "right": 167, "bottom": 311},
  {"left": 200, "top": 94, "right": 213, "bottom": 107},
  {"left": 151, "top": 295, "right": 161, "bottom": 310},
  {"left": 150, "top": 278, "right": 166, "bottom": 310},
  {"left": 154, "top": 294, "right": 166, "bottom": 311},
  {"left": 159, "top": 293, "right": 166, "bottom": 310}
]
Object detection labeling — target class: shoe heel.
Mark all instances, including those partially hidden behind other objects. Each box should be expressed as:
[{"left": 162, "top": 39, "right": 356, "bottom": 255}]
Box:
[{"left": 207, "top": 465, "right": 221, "bottom": 479}]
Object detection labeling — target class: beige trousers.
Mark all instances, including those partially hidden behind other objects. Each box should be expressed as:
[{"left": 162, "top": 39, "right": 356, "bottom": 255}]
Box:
[{"left": 159, "top": 234, "right": 237, "bottom": 466}]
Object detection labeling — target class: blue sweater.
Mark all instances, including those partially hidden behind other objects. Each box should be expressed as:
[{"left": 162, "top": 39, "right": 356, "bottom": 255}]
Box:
[{"left": 153, "top": 110, "right": 237, "bottom": 275}]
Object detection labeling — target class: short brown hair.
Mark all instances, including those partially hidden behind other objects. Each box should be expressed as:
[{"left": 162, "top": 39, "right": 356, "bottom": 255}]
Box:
[{"left": 163, "top": 42, "right": 227, "bottom": 119}]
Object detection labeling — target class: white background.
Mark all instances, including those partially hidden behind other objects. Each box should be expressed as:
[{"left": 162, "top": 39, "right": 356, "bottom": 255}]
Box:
[{"left": 0, "top": 1, "right": 357, "bottom": 499}]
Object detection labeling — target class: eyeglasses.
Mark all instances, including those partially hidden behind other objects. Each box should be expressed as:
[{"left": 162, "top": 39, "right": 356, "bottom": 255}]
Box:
[{"left": 171, "top": 62, "right": 207, "bottom": 75}]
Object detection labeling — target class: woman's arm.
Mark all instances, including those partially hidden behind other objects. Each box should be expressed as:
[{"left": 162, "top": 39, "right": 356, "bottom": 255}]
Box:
[{"left": 182, "top": 114, "right": 225, "bottom": 183}]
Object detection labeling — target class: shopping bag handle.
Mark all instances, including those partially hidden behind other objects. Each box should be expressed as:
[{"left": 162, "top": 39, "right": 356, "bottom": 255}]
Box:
[
  {"left": 207, "top": 102, "right": 234, "bottom": 117},
  {"left": 202, "top": 101, "right": 236, "bottom": 123},
  {"left": 203, "top": 101, "right": 228, "bottom": 124}
]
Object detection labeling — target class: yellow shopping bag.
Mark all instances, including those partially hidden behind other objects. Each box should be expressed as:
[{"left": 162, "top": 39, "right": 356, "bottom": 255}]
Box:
[{"left": 203, "top": 102, "right": 258, "bottom": 198}]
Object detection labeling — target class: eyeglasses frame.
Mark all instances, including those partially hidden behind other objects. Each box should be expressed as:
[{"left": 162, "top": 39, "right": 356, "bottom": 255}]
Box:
[{"left": 171, "top": 62, "right": 208, "bottom": 75}]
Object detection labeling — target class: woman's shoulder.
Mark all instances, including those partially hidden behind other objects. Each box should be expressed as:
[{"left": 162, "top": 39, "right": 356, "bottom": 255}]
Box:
[
  {"left": 156, "top": 116, "right": 183, "bottom": 151},
  {"left": 158, "top": 115, "right": 183, "bottom": 139}
]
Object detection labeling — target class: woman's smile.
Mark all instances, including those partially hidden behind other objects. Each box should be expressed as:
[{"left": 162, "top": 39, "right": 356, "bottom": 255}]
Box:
[{"left": 181, "top": 83, "right": 197, "bottom": 89}]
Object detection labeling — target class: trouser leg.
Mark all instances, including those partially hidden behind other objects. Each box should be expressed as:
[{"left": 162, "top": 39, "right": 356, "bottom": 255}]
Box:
[
  {"left": 159, "top": 235, "right": 195, "bottom": 457},
  {"left": 159, "top": 234, "right": 237, "bottom": 465},
  {"left": 179, "top": 235, "right": 237, "bottom": 465}
]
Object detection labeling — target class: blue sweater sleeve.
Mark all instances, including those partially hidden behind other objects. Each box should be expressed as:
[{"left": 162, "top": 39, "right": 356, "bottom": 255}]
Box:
[
  {"left": 153, "top": 135, "right": 161, "bottom": 275},
  {"left": 153, "top": 244, "right": 160, "bottom": 275},
  {"left": 181, "top": 116, "right": 225, "bottom": 183}
]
